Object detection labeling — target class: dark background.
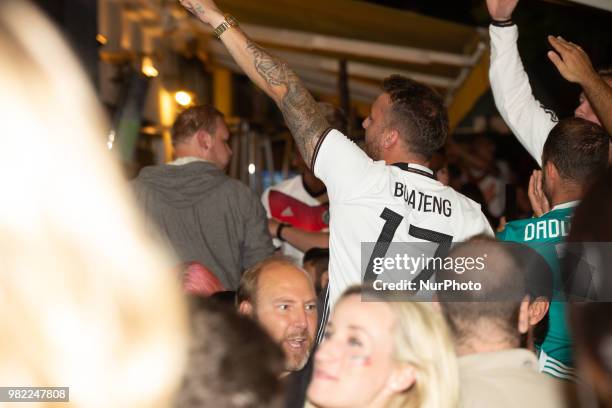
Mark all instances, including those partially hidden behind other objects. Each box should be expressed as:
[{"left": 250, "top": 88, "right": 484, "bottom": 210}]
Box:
[
  {"left": 32, "top": 0, "right": 612, "bottom": 121},
  {"left": 363, "top": 0, "right": 612, "bottom": 119}
]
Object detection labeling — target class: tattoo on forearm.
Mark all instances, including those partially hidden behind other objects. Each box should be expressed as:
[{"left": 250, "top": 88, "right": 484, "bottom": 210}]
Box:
[
  {"left": 246, "top": 40, "right": 291, "bottom": 87},
  {"left": 245, "top": 40, "right": 328, "bottom": 166},
  {"left": 184, "top": 2, "right": 205, "bottom": 18}
]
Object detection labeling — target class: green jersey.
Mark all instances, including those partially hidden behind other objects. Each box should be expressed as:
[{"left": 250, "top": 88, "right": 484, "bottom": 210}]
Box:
[{"left": 497, "top": 202, "right": 578, "bottom": 381}]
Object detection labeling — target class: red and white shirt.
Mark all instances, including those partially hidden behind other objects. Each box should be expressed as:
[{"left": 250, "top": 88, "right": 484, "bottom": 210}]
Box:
[{"left": 262, "top": 175, "right": 329, "bottom": 263}]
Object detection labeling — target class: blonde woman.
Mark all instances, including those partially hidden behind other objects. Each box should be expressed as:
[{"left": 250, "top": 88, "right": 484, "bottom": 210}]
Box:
[
  {"left": 0, "top": 1, "right": 187, "bottom": 407},
  {"left": 307, "top": 287, "right": 458, "bottom": 408}
]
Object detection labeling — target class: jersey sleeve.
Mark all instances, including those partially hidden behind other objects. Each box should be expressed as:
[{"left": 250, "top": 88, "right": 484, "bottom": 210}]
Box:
[
  {"left": 489, "top": 24, "right": 558, "bottom": 167},
  {"left": 468, "top": 206, "right": 495, "bottom": 239},
  {"left": 312, "top": 128, "right": 381, "bottom": 202}
]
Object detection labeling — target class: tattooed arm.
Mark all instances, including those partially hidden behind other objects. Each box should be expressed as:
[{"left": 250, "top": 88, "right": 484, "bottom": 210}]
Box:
[{"left": 179, "top": 0, "right": 329, "bottom": 166}]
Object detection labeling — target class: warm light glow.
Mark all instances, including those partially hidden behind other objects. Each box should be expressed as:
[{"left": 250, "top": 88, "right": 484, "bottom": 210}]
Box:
[
  {"left": 174, "top": 91, "right": 192, "bottom": 107},
  {"left": 248, "top": 163, "right": 256, "bottom": 174},
  {"left": 96, "top": 34, "right": 107, "bottom": 45},
  {"left": 140, "top": 125, "right": 158, "bottom": 135},
  {"left": 141, "top": 56, "right": 158, "bottom": 78},
  {"left": 107, "top": 130, "right": 116, "bottom": 150},
  {"left": 159, "top": 88, "right": 176, "bottom": 162}
]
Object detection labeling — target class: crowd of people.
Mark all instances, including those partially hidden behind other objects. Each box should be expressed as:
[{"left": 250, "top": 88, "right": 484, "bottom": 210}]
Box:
[{"left": 2, "top": 0, "right": 611, "bottom": 407}]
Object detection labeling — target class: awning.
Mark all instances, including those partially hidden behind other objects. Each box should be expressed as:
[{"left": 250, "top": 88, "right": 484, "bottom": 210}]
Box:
[{"left": 99, "top": 0, "right": 490, "bottom": 130}]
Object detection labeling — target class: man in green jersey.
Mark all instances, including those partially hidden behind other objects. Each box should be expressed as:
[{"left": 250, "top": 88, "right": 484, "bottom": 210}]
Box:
[{"left": 497, "top": 118, "right": 608, "bottom": 380}]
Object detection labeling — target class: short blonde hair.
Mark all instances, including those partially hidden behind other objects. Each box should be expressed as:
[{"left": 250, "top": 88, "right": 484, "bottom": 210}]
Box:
[
  {"left": 0, "top": 1, "right": 187, "bottom": 407},
  {"left": 339, "top": 287, "right": 459, "bottom": 408},
  {"left": 236, "top": 255, "right": 302, "bottom": 306}
]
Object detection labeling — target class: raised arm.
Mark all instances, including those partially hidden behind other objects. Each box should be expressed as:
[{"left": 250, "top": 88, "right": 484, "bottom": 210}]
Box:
[
  {"left": 268, "top": 218, "right": 330, "bottom": 253},
  {"left": 179, "top": 0, "right": 329, "bottom": 166},
  {"left": 547, "top": 35, "right": 612, "bottom": 135},
  {"left": 487, "top": 0, "right": 557, "bottom": 166}
]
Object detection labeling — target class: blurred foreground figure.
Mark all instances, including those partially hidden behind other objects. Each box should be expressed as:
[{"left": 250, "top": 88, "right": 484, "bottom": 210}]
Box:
[
  {"left": 307, "top": 287, "right": 459, "bottom": 408},
  {"left": 177, "top": 298, "right": 285, "bottom": 408},
  {"left": 0, "top": 1, "right": 187, "bottom": 407},
  {"left": 563, "top": 168, "right": 612, "bottom": 407}
]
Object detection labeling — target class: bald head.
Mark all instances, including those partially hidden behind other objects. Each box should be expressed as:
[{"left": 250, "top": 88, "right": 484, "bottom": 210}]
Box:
[
  {"left": 237, "top": 256, "right": 314, "bottom": 306},
  {"left": 237, "top": 257, "right": 317, "bottom": 373},
  {"left": 436, "top": 237, "right": 529, "bottom": 344}
]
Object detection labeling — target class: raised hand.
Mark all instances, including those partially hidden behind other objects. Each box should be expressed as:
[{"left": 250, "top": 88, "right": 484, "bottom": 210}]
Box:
[
  {"left": 547, "top": 36, "right": 597, "bottom": 86},
  {"left": 528, "top": 170, "right": 550, "bottom": 217},
  {"left": 486, "top": 0, "right": 519, "bottom": 21},
  {"left": 178, "top": 0, "right": 328, "bottom": 167}
]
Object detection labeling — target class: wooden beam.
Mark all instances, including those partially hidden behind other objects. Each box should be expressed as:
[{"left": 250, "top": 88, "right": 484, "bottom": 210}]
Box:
[{"left": 213, "top": 67, "right": 233, "bottom": 116}]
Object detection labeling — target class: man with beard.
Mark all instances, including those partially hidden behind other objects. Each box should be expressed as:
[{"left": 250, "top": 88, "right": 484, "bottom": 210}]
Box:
[
  {"left": 237, "top": 256, "right": 317, "bottom": 407},
  {"left": 179, "top": 0, "right": 493, "bottom": 339},
  {"left": 497, "top": 118, "right": 609, "bottom": 380}
]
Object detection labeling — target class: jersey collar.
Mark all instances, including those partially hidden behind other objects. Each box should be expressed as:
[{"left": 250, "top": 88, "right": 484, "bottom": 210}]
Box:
[
  {"left": 551, "top": 200, "right": 580, "bottom": 211},
  {"left": 391, "top": 162, "right": 436, "bottom": 180}
]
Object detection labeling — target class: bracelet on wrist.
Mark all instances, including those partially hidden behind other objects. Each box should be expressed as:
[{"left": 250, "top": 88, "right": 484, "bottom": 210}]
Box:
[
  {"left": 276, "top": 223, "right": 290, "bottom": 242},
  {"left": 213, "top": 14, "right": 239, "bottom": 38},
  {"left": 491, "top": 18, "right": 515, "bottom": 28}
]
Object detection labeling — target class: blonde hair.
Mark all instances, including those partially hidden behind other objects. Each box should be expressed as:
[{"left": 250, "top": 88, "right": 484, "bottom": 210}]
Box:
[
  {"left": 0, "top": 1, "right": 187, "bottom": 407},
  {"left": 340, "top": 287, "right": 459, "bottom": 408}
]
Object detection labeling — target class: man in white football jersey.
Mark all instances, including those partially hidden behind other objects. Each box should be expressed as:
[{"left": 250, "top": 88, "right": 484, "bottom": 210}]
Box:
[{"left": 179, "top": 0, "right": 493, "bottom": 321}]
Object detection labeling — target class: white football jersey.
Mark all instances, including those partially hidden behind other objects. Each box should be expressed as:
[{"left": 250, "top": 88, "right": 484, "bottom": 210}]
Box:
[{"left": 313, "top": 129, "right": 494, "bottom": 308}]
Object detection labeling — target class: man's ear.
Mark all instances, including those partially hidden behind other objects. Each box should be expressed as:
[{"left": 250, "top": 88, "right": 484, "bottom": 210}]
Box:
[
  {"left": 518, "top": 296, "right": 531, "bottom": 335},
  {"left": 238, "top": 300, "right": 254, "bottom": 317},
  {"left": 196, "top": 130, "right": 213, "bottom": 151},
  {"left": 384, "top": 128, "right": 400, "bottom": 149},
  {"left": 544, "top": 160, "right": 559, "bottom": 183},
  {"left": 528, "top": 297, "right": 550, "bottom": 326},
  {"left": 387, "top": 364, "right": 416, "bottom": 393}
]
